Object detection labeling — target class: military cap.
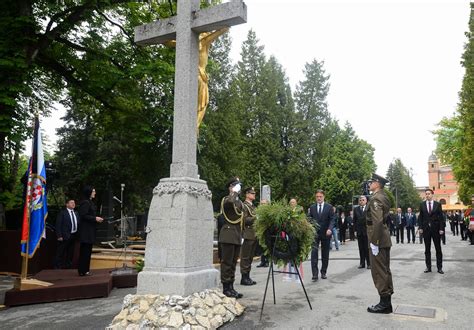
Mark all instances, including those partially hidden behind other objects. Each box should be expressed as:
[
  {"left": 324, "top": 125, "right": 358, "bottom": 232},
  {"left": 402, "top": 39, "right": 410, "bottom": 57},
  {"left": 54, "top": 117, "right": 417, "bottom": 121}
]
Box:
[
  {"left": 368, "top": 173, "right": 389, "bottom": 187},
  {"left": 226, "top": 177, "right": 241, "bottom": 188},
  {"left": 244, "top": 187, "right": 256, "bottom": 194}
]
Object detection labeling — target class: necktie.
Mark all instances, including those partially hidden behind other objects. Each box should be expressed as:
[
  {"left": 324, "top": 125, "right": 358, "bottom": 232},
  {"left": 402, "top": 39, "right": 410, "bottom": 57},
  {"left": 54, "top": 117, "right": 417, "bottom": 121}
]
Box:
[
  {"left": 70, "top": 210, "right": 77, "bottom": 232},
  {"left": 362, "top": 206, "right": 365, "bottom": 212},
  {"left": 318, "top": 204, "right": 322, "bottom": 215},
  {"left": 428, "top": 202, "right": 432, "bottom": 213}
]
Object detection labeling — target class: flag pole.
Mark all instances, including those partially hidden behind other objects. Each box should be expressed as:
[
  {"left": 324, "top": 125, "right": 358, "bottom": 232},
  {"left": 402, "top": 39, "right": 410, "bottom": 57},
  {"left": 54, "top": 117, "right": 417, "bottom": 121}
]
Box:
[{"left": 20, "top": 212, "right": 30, "bottom": 280}]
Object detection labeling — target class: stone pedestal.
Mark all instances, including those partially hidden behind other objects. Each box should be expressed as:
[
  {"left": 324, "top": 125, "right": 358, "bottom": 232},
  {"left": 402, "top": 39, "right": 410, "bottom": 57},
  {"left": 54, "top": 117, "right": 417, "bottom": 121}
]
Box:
[{"left": 137, "top": 177, "right": 218, "bottom": 296}]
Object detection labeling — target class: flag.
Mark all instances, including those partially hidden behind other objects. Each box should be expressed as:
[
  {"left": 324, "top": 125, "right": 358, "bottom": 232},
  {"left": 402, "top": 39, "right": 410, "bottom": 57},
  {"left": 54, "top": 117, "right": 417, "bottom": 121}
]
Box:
[{"left": 21, "top": 117, "right": 48, "bottom": 258}]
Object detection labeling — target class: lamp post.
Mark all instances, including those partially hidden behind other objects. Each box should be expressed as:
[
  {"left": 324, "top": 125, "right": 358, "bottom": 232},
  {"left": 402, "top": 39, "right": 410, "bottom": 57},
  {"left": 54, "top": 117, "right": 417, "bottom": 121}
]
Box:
[{"left": 120, "top": 183, "right": 125, "bottom": 219}]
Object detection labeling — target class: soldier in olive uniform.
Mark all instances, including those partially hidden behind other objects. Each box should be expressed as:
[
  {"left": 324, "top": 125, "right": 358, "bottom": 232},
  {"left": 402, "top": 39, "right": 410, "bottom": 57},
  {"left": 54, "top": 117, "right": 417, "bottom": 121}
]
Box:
[
  {"left": 219, "top": 177, "right": 244, "bottom": 298},
  {"left": 366, "top": 174, "right": 393, "bottom": 314},
  {"left": 240, "top": 187, "right": 258, "bottom": 286}
]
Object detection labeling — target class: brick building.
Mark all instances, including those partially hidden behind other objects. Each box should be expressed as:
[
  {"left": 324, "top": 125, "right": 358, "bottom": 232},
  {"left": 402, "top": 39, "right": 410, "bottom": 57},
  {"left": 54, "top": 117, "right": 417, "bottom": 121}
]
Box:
[{"left": 416, "top": 153, "right": 463, "bottom": 209}]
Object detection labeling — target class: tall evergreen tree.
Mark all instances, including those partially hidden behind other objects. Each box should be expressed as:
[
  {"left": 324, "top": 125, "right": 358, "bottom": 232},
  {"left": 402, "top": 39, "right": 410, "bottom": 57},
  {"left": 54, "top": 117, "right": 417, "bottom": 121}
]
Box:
[
  {"left": 315, "top": 123, "right": 376, "bottom": 209},
  {"left": 386, "top": 159, "right": 421, "bottom": 210},
  {"left": 294, "top": 59, "right": 332, "bottom": 175}
]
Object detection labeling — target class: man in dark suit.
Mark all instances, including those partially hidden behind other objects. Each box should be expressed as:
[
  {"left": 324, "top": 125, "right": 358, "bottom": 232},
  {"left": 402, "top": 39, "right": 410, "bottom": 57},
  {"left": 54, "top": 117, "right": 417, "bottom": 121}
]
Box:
[
  {"left": 338, "top": 212, "right": 348, "bottom": 244},
  {"left": 419, "top": 189, "right": 445, "bottom": 274},
  {"left": 353, "top": 195, "right": 370, "bottom": 269},
  {"left": 348, "top": 210, "right": 355, "bottom": 241},
  {"left": 405, "top": 207, "right": 417, "bottom": 243},
  {"left": 308, "top": 189, "right": 336, "bottom": 281},
  {"left": 395, "top": 208, "right": 406, "bottom": 244},
  {"left": 55, "top": 198, "right": 79, "bottom": 269}
]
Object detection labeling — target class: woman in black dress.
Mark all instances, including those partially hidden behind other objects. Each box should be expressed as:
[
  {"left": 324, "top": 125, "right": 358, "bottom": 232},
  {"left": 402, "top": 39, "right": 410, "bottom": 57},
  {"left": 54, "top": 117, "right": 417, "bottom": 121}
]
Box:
[{"left": 78, "top": 186, "right": 103, "bottom": 276}]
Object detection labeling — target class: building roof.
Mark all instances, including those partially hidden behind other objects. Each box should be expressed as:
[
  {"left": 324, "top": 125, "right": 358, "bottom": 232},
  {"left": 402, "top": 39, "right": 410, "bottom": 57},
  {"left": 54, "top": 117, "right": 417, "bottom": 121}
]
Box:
[{"left": 428, "top": 153, "right": 438, "bottom": 162}]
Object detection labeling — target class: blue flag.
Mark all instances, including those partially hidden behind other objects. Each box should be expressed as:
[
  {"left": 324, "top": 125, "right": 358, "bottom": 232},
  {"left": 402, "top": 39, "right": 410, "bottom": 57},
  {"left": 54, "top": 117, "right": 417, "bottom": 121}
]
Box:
[{"left": 21, "top": 117, "right": 48, "bottom": 258}]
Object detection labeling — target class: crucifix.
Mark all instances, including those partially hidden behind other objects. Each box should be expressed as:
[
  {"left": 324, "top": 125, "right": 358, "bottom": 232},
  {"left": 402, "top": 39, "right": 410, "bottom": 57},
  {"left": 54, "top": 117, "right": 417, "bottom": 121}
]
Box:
[
  {"left": 135, "top": 0, "right": 246, "bottom": 179},
  {"left": 133, "top": 0, "right": 247, "bottom": 296}
]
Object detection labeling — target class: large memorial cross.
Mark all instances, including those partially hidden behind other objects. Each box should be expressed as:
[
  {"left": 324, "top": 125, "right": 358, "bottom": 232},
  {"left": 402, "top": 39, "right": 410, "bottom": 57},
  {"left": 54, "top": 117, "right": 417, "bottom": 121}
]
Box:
[{"left": 134, "top": 0, "right": 247, "bottom": 296}]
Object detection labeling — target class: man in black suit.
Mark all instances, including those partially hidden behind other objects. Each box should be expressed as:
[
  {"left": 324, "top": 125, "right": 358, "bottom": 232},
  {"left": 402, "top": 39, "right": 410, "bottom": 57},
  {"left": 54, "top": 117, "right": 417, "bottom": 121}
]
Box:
[
  {"left": 348, "top": 210, "right": 355, "bottom": 241},
  {"left": 419, "top": 189, "right": 445, "bottom": 274},
  {"left": 338, "top": 212, "right": 348, "bottom": 244},
  {"left": 308, "top": 189, "right": 336, "bottom": 281},
  {"left": 395, "top": 208, "right": 406, "bottom": 244},
  {"left": 353, "top": 195, "right": 370, "bottom": 269},
  {"left": 405, "top": 207, "right": 417, "bottom": 244},
  {"left": 55, "top": 198, "right": 79, "bottom": 269}
]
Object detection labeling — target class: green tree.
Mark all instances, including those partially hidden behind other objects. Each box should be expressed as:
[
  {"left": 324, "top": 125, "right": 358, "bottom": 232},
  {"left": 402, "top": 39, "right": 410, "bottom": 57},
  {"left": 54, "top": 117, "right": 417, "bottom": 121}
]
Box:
[
  {"left": 0, "top": 0, "right": 176, "bottom": 212},
  {"left": 435, "top": 3, "right": 474, "bottom": 203},
  {"left": 315, "top": 122, "right": 376, "bottom": 209},
  {"left": 386, "top": 158, "right": 421, "bottom": 211}
]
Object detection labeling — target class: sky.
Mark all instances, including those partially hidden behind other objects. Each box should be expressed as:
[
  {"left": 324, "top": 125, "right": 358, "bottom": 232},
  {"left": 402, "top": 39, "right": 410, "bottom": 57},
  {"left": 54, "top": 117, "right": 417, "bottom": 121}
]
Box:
[
  {"left": 227, "top": 0, "right": 469, "bottom": 186},
  {"left": 40, "top": 0, "right": 470, "bottom": 186}
]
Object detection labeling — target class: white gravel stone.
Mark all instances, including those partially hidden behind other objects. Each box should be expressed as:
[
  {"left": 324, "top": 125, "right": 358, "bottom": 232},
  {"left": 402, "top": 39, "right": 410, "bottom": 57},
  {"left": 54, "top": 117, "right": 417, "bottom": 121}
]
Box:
[
  {"left": 195, "top": 315, "right": 211, "bottom": 328},
  {"left": 235, "top": 301, "right": 245, "bottom": 315},
  {"left": 210, "top": 314, "right": 224, "bottom": 329},
  {"left": 139, "top": 299, "right": 150, "bottom": 313},
  {"left": 145, "top": 308, "right": 158, "bottom": 322},
  {"left": 109, "top": 290, "right": 244, "bottom": 330},
  {"left": 212, "top": 304, "right": 226, "bottom": 316},
  {"left": 167, "top": 311, "right": 184, "bottom": 328}
]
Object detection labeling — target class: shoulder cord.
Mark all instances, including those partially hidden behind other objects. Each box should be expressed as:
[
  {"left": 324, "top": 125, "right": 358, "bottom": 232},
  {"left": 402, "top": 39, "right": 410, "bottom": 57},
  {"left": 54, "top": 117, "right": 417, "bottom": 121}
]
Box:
[
  {"left": 244, "top": 202, "right": 257, "bottom": 217},
  {"left": 220, "top": 197, "right": 243, "bottom": 228}
]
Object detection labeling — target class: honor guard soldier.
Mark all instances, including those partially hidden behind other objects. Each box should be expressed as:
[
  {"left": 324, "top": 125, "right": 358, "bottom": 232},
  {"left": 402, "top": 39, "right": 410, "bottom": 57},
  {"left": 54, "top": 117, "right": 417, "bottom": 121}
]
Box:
[
  {"left": 366, "top": 174, "right": 393, "bottom": 314},
  {"left": 240, "top": 187, "right": 258, "bottom": 286},
  {"left": 219, "top": 177, "right": 244, "bottom": 298}
]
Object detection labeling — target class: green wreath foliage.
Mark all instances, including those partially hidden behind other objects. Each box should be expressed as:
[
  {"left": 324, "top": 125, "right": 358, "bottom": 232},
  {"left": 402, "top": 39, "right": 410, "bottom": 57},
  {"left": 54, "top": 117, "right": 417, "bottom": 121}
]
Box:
[{"left": 255, "top": 200, "right": 317, "bottom": 266}]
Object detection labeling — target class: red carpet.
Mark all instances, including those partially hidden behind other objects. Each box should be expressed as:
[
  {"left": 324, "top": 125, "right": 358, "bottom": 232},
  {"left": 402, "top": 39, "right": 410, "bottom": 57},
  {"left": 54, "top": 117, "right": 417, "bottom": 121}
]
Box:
[{"left": 4, "top": 268, "right": 137, "bottom": 306}]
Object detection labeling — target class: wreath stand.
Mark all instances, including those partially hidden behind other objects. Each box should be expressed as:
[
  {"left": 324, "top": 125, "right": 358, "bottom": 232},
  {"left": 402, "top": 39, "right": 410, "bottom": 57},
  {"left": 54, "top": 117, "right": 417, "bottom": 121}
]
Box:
[{"left": 260, "top": 230, "right": 312, "bottom": 319}]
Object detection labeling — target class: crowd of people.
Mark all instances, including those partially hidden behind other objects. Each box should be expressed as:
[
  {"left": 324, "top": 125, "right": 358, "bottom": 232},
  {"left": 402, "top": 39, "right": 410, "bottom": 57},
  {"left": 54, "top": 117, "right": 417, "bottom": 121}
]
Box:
[
  {"left": 54, "top": 177, "right": 474, "bottom": 315},
  {"left": 216, "top": 175, "right": 474, "bottom": 315}
]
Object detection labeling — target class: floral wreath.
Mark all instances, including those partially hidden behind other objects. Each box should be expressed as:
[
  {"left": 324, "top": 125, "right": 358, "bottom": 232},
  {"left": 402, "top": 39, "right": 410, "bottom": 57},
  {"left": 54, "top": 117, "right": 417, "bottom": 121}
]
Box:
[{"left": 255, "top": 200, "right": 317, "bottom": 266}]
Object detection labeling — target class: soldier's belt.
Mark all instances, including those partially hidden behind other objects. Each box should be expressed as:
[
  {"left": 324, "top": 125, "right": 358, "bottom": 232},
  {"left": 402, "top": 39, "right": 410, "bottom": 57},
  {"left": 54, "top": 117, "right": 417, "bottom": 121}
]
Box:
[{"left": 367, "top": 220, "right": 373, "bottom": 225}]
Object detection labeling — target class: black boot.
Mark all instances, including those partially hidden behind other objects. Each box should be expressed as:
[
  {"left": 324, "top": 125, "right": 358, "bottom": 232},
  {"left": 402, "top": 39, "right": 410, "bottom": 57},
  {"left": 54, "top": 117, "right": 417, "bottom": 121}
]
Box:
[
  {"left": 240, "top": 273, "right": 255, "bottom": 286},
  {"left": 223, "top": 283, "right": 237, "bottom": 298},
  {"left": 230, "top": 283, "right": 243, "bottom": 298},
  {"left": 257, "top": 255, "right": 269, "bottom": 267},
  {"left": 367, "top": 295, "right": 393, "bottom": 314}
]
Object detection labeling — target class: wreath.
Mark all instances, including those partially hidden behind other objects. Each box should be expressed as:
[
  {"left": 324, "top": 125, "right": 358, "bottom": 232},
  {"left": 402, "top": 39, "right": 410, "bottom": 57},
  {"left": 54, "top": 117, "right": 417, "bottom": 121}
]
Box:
[{"left": 255, "top": 200, "right": 317, "bottom": 266}]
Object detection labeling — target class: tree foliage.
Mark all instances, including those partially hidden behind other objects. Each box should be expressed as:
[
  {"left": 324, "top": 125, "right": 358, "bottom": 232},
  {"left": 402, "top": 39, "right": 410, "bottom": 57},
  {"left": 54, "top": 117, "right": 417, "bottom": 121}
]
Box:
[
  {"left": 0, "top": 0, "right": 176, "bottom": 212},
  {"left": 315, "top": 123, "right": 376, "bottom": 210},
  {"left": 386, "top": 159, "right": 421, "bottom": 210},
  {"left": 2, "top": 4, "right": 379, "bottom": 217},
  {"left": 434, "top": 4, "right": 474, "bottom": 203}
]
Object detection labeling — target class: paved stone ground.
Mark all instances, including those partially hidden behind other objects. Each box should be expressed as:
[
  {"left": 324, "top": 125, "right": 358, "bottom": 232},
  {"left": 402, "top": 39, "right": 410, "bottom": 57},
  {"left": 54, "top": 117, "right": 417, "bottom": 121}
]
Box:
[{"left": 1, "top": 233, "right": 473, "bottom": 329}]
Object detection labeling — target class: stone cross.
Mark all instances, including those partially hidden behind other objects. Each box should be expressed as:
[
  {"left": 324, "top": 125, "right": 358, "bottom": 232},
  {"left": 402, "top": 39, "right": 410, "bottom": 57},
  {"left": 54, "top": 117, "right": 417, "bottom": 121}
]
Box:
[
  {"left": 133, "top": 1, "right": 247, "bottom": 296},
  {"left": 135, "top": 0, "right": 247, "bottom": 178}
]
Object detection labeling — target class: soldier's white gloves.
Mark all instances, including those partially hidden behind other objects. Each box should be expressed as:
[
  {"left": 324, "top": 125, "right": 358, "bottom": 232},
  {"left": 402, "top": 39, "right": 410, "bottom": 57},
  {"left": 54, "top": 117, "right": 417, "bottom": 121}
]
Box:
[
  {"left": 370, "top": 243, "right": 379, "bottom": 256},
  {"left": 232, "top": 183, "right": 241, "bottom": 193}
]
